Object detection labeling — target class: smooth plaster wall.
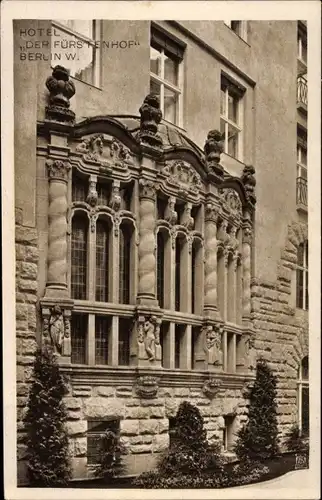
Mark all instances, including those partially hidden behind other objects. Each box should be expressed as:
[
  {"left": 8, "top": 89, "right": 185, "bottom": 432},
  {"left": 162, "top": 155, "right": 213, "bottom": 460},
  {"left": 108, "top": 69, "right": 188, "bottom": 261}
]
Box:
[{"left": 249, "top": 21, "right": 298, "bottom": 282}]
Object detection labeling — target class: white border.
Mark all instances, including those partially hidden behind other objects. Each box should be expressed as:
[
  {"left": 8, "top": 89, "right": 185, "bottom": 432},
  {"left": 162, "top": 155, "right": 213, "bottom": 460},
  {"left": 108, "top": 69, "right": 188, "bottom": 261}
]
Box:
[{"left": 1, "top": 2, "right": 321, "bottom": 500}]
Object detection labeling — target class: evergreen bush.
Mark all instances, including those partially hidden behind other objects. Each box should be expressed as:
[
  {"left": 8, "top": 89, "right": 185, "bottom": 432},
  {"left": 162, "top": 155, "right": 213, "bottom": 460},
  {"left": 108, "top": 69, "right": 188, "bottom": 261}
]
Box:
[
  {"left": 285, "top": 424, "right": 309, "bottom": 455},
  {"left": 94, "top": 429, "right": 127, "bottom": 480},
  {"left": 234, "top": 358, "right": 280, "bottom": 462},
  {"left": 24, "top": 346, "right": 71, "bottom": 487}
]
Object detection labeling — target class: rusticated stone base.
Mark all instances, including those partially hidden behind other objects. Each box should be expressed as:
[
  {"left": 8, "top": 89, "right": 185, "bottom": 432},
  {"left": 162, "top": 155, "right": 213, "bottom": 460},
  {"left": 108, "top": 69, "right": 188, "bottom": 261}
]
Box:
[{"left": 16, "top": 218, "right": 39, "bottom": 485}]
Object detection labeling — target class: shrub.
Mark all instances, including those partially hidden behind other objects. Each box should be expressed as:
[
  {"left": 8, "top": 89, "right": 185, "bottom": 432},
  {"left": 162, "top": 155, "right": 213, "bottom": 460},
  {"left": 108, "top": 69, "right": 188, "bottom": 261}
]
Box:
[
  {"left": 285, "top": 424, "right": 309, "bottom": 455},
  {"left": 234, "top": 358, "right": 280, "bottom": 462},
  {"left": 94, "top": 430, "right": 127, "bottom": 480},
  {"left": 24, "top": 346, "right": 71, "bottom": 487}
]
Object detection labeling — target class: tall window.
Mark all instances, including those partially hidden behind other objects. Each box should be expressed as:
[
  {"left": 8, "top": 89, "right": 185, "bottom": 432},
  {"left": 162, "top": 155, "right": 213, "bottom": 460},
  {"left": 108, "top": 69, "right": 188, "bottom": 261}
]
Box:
[
  {"left": 157, "top": 231, "right": 165, "bottom": 308},
  {"left": 87, "top": 419, "right": 120, "bottom": 465},
  {"left": 191, "top": 246, "right": 196, "bottom": 314},
  {"left": 52, "top": 20, "right": 101, "bottom": 87},
  {"left": 175, "top": 238, "right": 182, "bottom": 311},
  {"left": 296, "top": 241, "right": 309, "bottom": 310},
  {"left": 96, "top": 220, "right": 109, "bottom": 302},
  {"left": 150, "top": 26, "right": 185, "bottom": 126},
  {"left": 95, "top": 316, "right": 109, "bottom": 365},
  {"left": 296, "top": 143, "right": 308, "bottom": 206},
  {"left": 71, "top": 215, "right": 88, "bottom": 300},
  {"left": 220, "top": 76, "right": 244, "bottom": 160},
  {"left": 174, "top": 324, "right": 183, "bottom": 369},
  {"left": 71, "top": 314, "right": 87, "bottom": 364},
  {"left": 118, "top": 318, "right": 131, "bottom": 366},
  {"left": 224, "top": 21, "right": 247, "bottom": 40},
  {"left": 119, "top": 224, "right": 131, "bottom": 304},
  {"left": 297, "top": 356, "right": 309, "bottom": 436},
  {"left": 297, "top": 30, "right": 307, "bottom": 65}
]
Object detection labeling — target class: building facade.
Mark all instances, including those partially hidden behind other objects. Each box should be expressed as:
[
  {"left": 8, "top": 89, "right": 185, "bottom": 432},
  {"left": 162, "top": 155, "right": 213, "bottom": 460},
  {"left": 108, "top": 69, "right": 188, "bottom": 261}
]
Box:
[{"left": 15, "top": 19, "right": 309, "bottom": 482}]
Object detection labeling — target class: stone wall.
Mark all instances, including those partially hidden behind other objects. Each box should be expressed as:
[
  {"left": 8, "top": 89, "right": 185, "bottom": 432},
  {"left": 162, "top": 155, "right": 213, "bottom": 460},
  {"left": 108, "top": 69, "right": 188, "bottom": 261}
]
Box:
[
  {"left": 64, "top": 383, "right": 248, "bottom": 478},
  {"left": 251, "top": 220, "right": 308, "bottom": 444},
  {"left": 15, "top": 210, "right": 39, "bottom": 483}
]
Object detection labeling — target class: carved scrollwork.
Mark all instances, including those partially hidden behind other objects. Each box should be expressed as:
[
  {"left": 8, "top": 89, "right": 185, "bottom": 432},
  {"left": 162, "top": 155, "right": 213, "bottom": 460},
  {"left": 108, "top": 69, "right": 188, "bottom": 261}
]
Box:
[
  {"left": 160, "top": 160, "right": 203, "bottom": 202},
  {"left": 202, "top": 378, "right": 222, "bottom": 399},
  {"left": 135, "top": 376, "right": 159, "bottom": 399}
]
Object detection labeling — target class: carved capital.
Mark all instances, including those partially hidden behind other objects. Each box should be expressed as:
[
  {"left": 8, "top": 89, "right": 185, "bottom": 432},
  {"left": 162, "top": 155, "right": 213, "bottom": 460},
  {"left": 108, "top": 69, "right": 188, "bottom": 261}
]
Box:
[
  {"left": 139, "top": 178, "right": 156, "bottom": 201},
  {"left": 45, "top": 65, "right": 75, "bottom": 123},
  {"left": 46, "top": 159, "right": 71, "bottom": 182},
  {"left": 135, "top": 376, "right": 159, "bottom": 399},
  {"left": 205, "top": 202, "right": 219, "bottom": 223}
]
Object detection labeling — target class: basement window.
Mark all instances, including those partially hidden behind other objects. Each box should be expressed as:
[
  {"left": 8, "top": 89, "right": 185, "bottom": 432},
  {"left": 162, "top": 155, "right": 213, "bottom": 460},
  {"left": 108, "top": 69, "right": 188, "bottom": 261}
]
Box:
[{"left": 87, "top": 419, "right": 120, "bottom": 465}]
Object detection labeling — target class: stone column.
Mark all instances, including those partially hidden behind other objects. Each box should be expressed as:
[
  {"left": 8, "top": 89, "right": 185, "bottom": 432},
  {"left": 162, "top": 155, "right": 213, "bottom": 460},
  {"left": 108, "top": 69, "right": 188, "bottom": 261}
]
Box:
[
  {"left": 223, "top": 248, "right": 229, "bottom": 322},
  {"left": 242, "top": 223, "right": 252, "bottom": 324},
  {"left": 180, "top": 238, "right": 191, "bottom": 313},
  {"left": 204, "top": 203, "right": 219, "bottom": 319},
  {"left": 87, "top": 313, "right": 96, "bottom": 366},
  {"left": 137, "top": 178, "right": 158, "bottom": 306},
  {"left": 161, "top": 322, "right": 175, "bottom": 369},
  {"left": 45, "top": 159, "right": 71, "bottom": 297},
  {"left": 109, "top": 316, "right": 119, "bottom": 366},
  {"left": 180, "top": 324, "right": 192, "bottom": 370}
]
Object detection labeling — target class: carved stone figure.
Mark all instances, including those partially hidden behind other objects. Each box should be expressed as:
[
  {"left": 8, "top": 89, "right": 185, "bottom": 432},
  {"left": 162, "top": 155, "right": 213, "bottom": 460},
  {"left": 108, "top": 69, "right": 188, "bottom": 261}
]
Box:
[
  {"left": 181, "top": 204, "right": 194, "bottom": 231},
  {"left": 76, "top": 134, "right": 104, "bottom": 162},
  {"left": 49, "top": 305, "right": 65, "bottom": 354},
  {"left": 241, "top": 164, "right": 256, "bottom": 207},
  {"left": 45, "top": 65, "right": 76, "bottom": 123},
  {"left": 86, "top": 180, "right": 98, "bottom": 207},
  {"left": 110, "top": 138, "right": 132, "bottom": 164},
  {"left": 204, "top": 129, "right": 224, "bottom": 181},
  {"left": 204, "top": 324, "right": 223, "bottom": 366},
  {"left": 143, "top": 316, "right": 158, "bottom": 361},
  {"left": 161, "top": 160, "right": 202, "bottom": 200},
  {"left": 164, "top": 196, "right": 178, "bottom": 225},
  {"left": 110, "top": 184, "right": 121, "bottom": 212}
]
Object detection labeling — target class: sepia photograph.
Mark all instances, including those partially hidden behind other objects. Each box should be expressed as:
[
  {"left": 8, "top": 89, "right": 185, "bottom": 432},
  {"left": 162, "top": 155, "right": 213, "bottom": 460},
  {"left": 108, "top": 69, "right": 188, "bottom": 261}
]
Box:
[{"left": 1, "top": 2, "right": 321, "bottom": 499}]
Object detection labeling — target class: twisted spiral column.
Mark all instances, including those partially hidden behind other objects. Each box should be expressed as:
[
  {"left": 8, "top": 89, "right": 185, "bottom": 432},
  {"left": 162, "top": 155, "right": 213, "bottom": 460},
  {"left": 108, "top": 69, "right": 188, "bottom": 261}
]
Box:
[
  {"left": 46, "top": 159, "right": 70, "bottom": 296},
  {"left": 137, "top": 179, "right": 157, "bottom": 305},
  {"left": 204, "top": 203, "right": 219, "bottom": 318}
]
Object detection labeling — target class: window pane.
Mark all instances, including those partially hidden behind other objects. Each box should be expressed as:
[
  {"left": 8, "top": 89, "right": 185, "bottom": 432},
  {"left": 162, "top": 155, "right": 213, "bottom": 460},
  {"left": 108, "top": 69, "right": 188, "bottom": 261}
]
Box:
[
  {"left": 175, "top": 325, "right": 182, "bottom": 369},
  {"left": 119, "top": 225, "right": 131, "bottom": 304},
  {"left": 72, "top": 176, "right": 87, "bottom": 202},
  {"left": 297, "top": 243, "right": 304, "bottom": 267},
  {"left": 220, "top": 118, "right": 226, "bottom": 140},
  {"left": 305, "top": 270, "right": 309, "bottom": 310},
  {"left": 51, "top": 26, "right": 95, "bottom": 85},
  {"left": 150, "top": 46, "right": 162, "bottom": 76},
  {"left": 157, "top": 232, "right": 165, "bottom": 308},
  {"left": 118, "top": 318, "right": 131, "bottom": 366},
  {"left": 164, "top": 87, "right": 178, "bottom": 124},
  {"left": 71, "top": 216, "right": 87, "bottom": 300},
  {"left": 301, "top": 357, "right": 309, "bottom": 380},
  {"left": 164, "top": 52, "right": 178, "bottom": 86},
  {"left": 227, "top": 124, "right": 239, "bottom": 158},
  {"left": 71, "top": 314, "right": 87, "bottom": 364},
  {"left": 57, "top": 20, "right": 93, "bottom": 38},
  {"left": 150, "top": 79, "right": 161, "bottom": 100},
  {"left": 228, "top": 93, "right": 238, "bottom": 123},
  {"left": 175, "top": 239, "right": 182, "bottom": 311},
  {"left": 96, "top": 221, "right": 109, "bottom": 302},
  {"left": 301, "top": 386, "right": 309, "bottom": 436},
  {"left": 95, "top": 316, "right": 109, "bottom": 365},
  {"left": 97, "top": 183, "right": 111, "bottom": 206},
  {"left": 220, "top": 89, "right": 226, "bottom": 116},
  {"left": 296, "top": 269, "right": 303, "bottom": 308}
]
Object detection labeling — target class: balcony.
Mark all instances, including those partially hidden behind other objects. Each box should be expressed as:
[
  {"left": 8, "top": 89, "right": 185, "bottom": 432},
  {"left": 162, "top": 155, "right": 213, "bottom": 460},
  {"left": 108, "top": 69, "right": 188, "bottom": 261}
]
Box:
[
  {"left": 296, "top": 176, "right": 307, "bottom": 211},
  {"left": 297, "top": 77, "right": 308, "bottom": 113}
]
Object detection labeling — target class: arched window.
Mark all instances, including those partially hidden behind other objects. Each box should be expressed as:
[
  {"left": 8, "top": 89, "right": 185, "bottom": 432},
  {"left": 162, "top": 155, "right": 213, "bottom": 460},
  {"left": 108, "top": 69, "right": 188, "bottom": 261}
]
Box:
[
  {"left": 157, "top": 231, "right": 165, "bottom": 308},
  {"left": 71, "top": 214, "right": 88, "bottom": 300},
  {"left": 296, "top": 241, "right": 309, "bottom": 310},
  {"left": 297, "top": 356, "right": 309, "bottom": 436},
  {"left": 119, "top": 223, "right": 132, "bottom": 304},
  {"left": 96, "top": 220, "right": 110, "bottom": 302}
]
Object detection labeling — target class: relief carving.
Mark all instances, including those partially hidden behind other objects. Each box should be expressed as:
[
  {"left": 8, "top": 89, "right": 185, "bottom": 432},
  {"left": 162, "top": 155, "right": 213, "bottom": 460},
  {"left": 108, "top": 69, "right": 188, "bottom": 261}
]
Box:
[
  {"left": 86, "top": 180, "right": 98, "bottom": 207},
  {"left": 137, "top": 315, "right": 161, "bottom": 362},
  {"left": 110, "top": 138, "right": 133, "bottom": 165},
  {"left": 76, "top": 134, "right": 104, "bottom": 163},
  {"left": 204, "top": 324, "right": 223, "bottom": 366},
  {"left": 161, "top": 160, "right": 202, "bottom": 201},
  {"left": 202, "top": 378, "right": 222, "bottom": 399},
  {"left": 221, "top": 189, "right": 243, "bottom": 220},
  {"left": 135, "top": 376, "right": 159, "bottom": 399},
  {"left": 110, "top": 183, "right": 122, "bottom": 212},
  {"left": 181, "top": 204, "right": 194, "bottom": 231},
  {"left": 164, "top": 196, "right": 178, "bottom": 225}
]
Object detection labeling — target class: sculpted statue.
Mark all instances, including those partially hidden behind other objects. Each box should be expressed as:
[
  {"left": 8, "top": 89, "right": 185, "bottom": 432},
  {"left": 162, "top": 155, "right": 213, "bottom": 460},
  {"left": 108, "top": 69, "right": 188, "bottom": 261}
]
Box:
[
  {"left": 143, "top": 316, "right": 159, "bottom": 361},
  {"left": 164, "top": 196, "right": 178, "bottom": 225},
  {"left": 204, "top": 325, "right": 223, "bottom": 366},
  {"left": 49, "top": 305, "right": 65, "bottom": 354}
]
